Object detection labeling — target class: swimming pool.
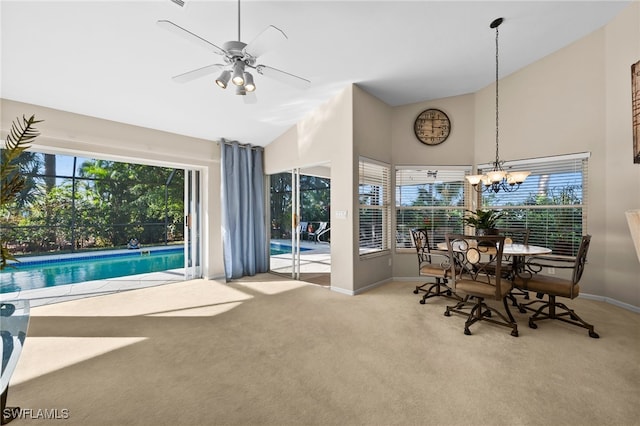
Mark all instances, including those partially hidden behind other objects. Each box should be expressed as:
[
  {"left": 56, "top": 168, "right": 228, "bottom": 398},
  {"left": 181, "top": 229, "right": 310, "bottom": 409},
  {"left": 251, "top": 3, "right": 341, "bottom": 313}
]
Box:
[
  {"left": 0, "top": 248, "right": 184, "bottom": 294},
  {"left": 269, "top": 242, "right": 311, "bottom": 256},
  {"left": 0, "top": 243, "right": 310, "bottom": 294}
]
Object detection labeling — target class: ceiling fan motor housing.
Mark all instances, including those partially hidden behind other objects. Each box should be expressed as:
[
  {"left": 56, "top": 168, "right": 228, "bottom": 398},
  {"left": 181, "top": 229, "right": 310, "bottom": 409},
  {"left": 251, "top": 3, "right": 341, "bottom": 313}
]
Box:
[{"left": 222, "top": 40, "right": 256, "bottom": 66}]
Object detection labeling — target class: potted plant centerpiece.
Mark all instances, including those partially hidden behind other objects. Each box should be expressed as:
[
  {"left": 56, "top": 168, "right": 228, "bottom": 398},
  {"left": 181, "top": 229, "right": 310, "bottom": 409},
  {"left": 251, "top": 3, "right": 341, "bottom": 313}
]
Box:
[{"left": 462, "top": 209, "right": 504, "bottom": 235}]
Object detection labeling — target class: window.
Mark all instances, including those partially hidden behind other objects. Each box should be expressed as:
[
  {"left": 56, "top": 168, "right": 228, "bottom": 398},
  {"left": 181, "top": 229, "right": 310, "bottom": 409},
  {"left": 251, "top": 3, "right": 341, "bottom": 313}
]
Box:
[
  {"left": 359, "top": 158, "right": 391, "bottom": 255},
  {"left": 480, "top": 153, "right": 589, "bottom": 256},
  {"left": 0, "top": 151, "right": 185, "bottom": 255},
  {"left": 396, "top": 166, "right": 470, "bottom": 249}
]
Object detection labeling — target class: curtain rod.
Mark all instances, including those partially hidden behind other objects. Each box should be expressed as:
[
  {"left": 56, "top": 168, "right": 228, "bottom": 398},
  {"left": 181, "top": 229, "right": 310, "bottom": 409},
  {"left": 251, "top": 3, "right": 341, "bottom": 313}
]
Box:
[{"left": 217, "top": 139, "right": 263, "bottom": 151}]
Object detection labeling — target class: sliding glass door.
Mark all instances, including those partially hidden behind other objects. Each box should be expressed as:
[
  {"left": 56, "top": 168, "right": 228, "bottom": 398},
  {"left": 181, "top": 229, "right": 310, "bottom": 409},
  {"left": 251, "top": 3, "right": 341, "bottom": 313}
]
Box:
[
  {"left": 270, "top": 169, "right": 303, "bottom": 279},
  {"left": 184, "top": 169, "right": 202, "bottom": 280},
  {"left": 269, "top": 167, "right": 332, "bottom": 284}
]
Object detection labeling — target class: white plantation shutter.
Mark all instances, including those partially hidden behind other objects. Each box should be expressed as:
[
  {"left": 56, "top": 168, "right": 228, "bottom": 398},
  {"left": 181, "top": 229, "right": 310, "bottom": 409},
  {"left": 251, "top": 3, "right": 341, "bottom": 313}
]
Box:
[{"left": 359, "top": 158, "right": 391, "bottom": 255}]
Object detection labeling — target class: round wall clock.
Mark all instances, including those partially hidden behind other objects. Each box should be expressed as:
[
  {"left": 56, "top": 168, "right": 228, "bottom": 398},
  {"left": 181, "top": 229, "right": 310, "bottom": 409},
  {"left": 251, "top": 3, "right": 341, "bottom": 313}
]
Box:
[{"left": 414, "top": 108, "right": 451, "bottom": 145}]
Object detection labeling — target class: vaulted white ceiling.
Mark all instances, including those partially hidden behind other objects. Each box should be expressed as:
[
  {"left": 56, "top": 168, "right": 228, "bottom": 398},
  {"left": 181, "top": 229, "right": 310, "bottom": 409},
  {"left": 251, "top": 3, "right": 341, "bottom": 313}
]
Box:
[{"left": 1, "top": 1, "right": 631, "bottom": 146}]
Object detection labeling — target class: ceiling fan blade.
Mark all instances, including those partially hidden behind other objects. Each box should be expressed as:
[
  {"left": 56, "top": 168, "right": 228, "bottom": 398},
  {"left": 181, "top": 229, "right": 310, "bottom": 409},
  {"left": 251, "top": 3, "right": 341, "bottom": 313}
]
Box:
[
  {"left": 172, "top": 64, "right": 226, "bottom": 83},
  {"left": 255, "top": 65, "right": 311, "bottom": 89},
  {"left": 243, "top": 25, "right": 287, "bottom": 58},
  {"left": 157, "top": 20, "right": 226, "bottom": 56}
]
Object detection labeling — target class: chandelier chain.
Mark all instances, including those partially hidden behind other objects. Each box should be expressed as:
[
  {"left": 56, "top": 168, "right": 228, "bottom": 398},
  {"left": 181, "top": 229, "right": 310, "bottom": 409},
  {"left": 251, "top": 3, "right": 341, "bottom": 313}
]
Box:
[
  {"left": 465, "top": 17, "right": 530, "bottom": 194},
  {"left": 495, "top": 23, "right": 500, "bottom": 167}
]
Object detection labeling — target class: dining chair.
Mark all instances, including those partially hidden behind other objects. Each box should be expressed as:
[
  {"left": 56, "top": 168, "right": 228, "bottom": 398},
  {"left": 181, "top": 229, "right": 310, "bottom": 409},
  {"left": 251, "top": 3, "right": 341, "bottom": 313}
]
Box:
[
  {"left": 512, "top": 235, "right": 599, "bottom": 338},
  {"left": 494, "top": 227, "right": 530, "bottom": 245},
  {"left": 443, "top": 234, "right": 519, "bottom": 337},
  {"left": 409, "top": 229, "right": 458, "bottom": 304},
  {"left": 495, "top": 227, "right": 531, "bottom": 303}
]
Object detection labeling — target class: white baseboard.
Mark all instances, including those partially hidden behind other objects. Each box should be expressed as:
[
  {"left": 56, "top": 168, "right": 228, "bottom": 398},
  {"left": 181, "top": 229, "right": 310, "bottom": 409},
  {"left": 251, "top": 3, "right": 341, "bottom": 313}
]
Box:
[
  {"left": 205, "top": 274, "right": 227, "bottom": 281},
  {"left": 330, "top": 278, "right": 393, "bottom": 296},
  {"left": 330, "top": 287, "right": 354, "bottom": 296},
  {"left": 579, "top": 293, "right": 640, "bottom": 313}
]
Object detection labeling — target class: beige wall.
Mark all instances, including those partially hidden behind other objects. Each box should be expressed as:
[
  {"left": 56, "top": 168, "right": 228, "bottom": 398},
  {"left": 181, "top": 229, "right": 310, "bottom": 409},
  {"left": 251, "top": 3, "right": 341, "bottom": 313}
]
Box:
[
  {"left": 473, "top": 3, "right": 639, "bottom": 308},
  {"left": 264, "top": 87, "right": 354, "bottom": 175},
  {"left": 603, "top": 3, "right": 640, "bottom": 307},
  {"left": 0, "top": 99, "right": 225, "bottom": 280},
  {"left": 352, "top": 85, "right": 393, "bottom": 291},
  {"left": 392, "top": 93, "right": 476, "bottom": 166},
  {"left": 474, "top": 27, "right": 610, "bottom": 300},
  {"left": 391, "top": 93, "right": 477, "bottom": 276},
  {"left": 265, "top": 87, "right": 355, "bottom": 294}
]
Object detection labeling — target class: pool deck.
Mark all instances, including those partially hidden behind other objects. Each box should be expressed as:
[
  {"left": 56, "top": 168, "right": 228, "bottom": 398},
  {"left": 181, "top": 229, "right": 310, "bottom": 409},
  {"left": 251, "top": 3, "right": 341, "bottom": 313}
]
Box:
[
  {"left": 269, "top": 239, "right": 331, "bottom": 276},
  {"left": 1, "top": 268, "right": 186, "bottom": 307}
]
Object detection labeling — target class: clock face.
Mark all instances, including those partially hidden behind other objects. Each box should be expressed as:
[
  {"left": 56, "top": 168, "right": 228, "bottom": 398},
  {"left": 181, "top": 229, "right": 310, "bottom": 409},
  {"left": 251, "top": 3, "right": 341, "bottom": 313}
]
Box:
[{"left": 414, "top": 109, "right": 451, "bottom": 145}]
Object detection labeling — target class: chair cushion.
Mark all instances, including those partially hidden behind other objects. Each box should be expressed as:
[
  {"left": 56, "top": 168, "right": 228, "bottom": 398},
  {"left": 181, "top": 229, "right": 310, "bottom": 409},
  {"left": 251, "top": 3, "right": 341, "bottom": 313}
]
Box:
[
  {"left": 420, "top": 264, "right": 450, "bottom": 278},
  {"left": 513, "top": 275, "right": 579, "bottom": 299},
  {"left": 455, "top": 279, "right": 511, "bottom": 299}
]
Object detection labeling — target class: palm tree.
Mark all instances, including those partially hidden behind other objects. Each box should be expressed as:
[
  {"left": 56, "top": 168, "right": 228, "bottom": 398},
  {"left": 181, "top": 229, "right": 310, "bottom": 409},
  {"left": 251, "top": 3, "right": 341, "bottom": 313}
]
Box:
[{"left": 1, "top": 115, "right": 42, "bottom": 269}]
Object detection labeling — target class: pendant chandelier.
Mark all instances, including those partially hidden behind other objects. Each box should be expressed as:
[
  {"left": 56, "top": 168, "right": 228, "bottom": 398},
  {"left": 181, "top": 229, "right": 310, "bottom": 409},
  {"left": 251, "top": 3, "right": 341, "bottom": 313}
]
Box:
[{"left": 466, "top": 17, "right": 530, "bottom": 193}]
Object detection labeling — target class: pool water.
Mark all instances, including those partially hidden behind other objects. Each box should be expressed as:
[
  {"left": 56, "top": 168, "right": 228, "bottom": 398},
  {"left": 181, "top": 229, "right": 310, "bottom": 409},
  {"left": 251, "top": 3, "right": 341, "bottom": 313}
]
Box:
[
  {"left": 269, "top": 243, "right": 311, "bottom": 256},
  {"left": 0, "top": 249, "right": 184, "bottom": 294},
  {"left": 1, "top": 244, "right": 310, "bottom": 294}
]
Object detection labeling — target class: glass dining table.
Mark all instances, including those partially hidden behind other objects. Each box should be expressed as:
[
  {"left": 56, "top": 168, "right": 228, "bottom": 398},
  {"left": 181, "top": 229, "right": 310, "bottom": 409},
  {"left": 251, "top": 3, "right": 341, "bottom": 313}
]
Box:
[{"left": 436, "top": 241, "right": 552, "bottom": 257}]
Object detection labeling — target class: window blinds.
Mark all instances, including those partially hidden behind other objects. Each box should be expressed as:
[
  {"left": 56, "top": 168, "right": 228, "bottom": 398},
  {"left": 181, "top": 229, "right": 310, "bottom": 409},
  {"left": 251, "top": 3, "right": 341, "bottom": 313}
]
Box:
[
  {"left": 480, "top": 153, "right": 589, "bottom": 256},
  {"left": 395, "top": 166, "right": 470, "bottom": 249},
  {"left": 359, "top": 158, "right": 391, "bottom": 255}
]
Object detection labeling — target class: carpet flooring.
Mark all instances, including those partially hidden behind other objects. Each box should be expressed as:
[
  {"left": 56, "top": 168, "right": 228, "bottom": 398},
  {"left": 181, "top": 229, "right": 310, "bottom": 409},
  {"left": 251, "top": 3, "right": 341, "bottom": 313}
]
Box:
[{"left": 5, "top": 274, "right": 640, "bottom": 425}]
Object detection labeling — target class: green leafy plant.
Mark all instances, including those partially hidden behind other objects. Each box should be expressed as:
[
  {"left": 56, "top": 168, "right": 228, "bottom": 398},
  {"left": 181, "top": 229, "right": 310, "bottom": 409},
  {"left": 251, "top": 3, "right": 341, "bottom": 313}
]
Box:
[
  {"left": 462, "top": 209, "right": 504, "bottom": 232},
  {"left": 1, "top": 115, "right": 42, "bottom": 270}
]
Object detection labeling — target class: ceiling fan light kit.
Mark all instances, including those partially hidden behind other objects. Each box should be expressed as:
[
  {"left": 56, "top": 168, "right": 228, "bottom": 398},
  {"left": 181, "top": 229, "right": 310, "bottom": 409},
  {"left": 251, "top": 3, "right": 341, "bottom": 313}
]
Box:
[
  {"left": 243, "top": 72, "right": 256, "bottom": 92},
  {"left": 231, "top": 60, "right": 246, "bottom": 86},
  {"left": 215, "top": 70, "right": 231, "bottom": 89},
  {"left": 158, "top": 0, "right": 310, "bottom": 100}
]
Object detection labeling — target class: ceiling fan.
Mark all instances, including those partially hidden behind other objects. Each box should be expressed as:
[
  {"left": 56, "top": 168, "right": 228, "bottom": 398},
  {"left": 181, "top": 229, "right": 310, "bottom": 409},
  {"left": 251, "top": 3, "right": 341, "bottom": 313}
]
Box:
[{"left": 157, "top": 0, "right": 310, "bottom": 102}]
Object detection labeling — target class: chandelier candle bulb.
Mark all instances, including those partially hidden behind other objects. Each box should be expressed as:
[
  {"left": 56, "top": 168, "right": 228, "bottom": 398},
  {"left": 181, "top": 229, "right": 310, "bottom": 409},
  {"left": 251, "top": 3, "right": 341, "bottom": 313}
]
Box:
[
  {"left": 508, "top": 171, "right": 531, "bottom": 184},
  {"left": 486, "top": 170, "right": 506, "bottom": 183},
  {"left": 466, "top": 175, "right": 484, "bottom": 186}
]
